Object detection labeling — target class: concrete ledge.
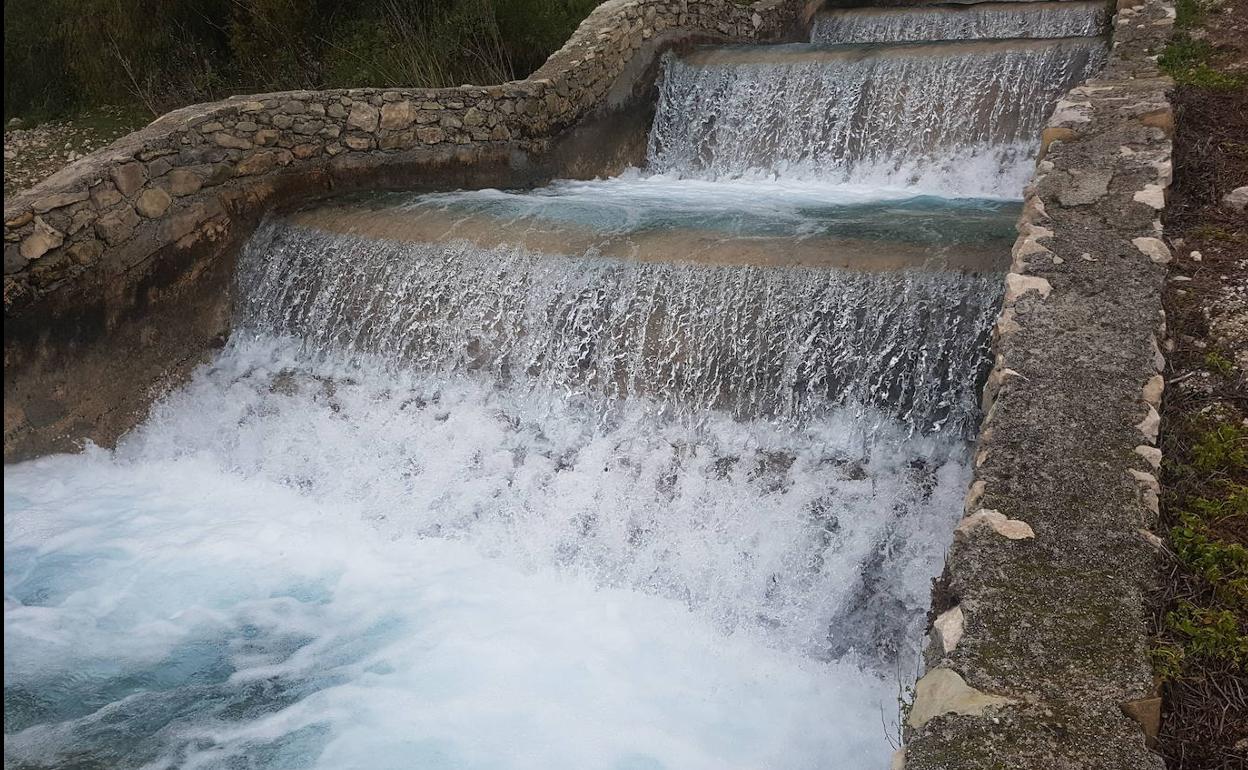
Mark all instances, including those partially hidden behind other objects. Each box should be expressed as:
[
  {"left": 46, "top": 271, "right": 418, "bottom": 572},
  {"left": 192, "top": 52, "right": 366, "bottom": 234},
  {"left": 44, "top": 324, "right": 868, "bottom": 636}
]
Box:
[
  {"left": 903, "top": 0, "right": 1175, "bottom": 767},
  {"left": 2, "top": 0, "right": 819, "bottom": 461}
]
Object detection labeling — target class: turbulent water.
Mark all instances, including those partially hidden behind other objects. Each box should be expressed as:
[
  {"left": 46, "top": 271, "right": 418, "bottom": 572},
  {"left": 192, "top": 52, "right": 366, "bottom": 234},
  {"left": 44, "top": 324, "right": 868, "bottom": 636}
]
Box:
[
  {"left": 5, "top": 5, "right": 1107, "bottom": 769},
  {"left": 5, "top": 337, "right": 972, "bottom": 769},
  {"left": 241, "top": 220, "right": 1004, "bottom": 437},
  {"left": 811, "top": 2, "right": 1108, "bottom": 44},
  {"left": 648, "top": 39, "right": 1106, "bottom": 195}
]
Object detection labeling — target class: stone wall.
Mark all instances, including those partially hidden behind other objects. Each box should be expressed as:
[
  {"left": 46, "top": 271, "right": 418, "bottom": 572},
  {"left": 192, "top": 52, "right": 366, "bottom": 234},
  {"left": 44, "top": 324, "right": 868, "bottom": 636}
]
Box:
[
  {"left": 902, "top": 0, "right": 1177, "bottom": 767},
  {"left": 2, "top": 0, "right": 818, "bottom": 461}
]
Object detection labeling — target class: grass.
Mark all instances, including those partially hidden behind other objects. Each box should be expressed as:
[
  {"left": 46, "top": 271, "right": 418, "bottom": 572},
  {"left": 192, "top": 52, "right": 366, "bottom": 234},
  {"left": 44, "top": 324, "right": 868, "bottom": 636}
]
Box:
[
  {"left": 1154, "top": 414, "right": 1248, "bottom": 765},
  {"left": 1159, "top": 38, "right": 1248, "bottom": 89}
]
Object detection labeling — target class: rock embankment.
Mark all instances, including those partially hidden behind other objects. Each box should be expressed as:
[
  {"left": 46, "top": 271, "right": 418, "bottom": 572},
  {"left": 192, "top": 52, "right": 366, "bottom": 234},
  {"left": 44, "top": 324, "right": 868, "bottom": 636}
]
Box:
[{"left": 2, "top": 0, "right": 813, "bottom": 314}]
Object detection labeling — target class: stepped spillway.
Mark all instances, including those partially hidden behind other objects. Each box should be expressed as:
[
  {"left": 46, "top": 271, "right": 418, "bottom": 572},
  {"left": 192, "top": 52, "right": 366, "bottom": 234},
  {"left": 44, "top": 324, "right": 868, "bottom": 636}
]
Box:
[
  {"left": 3, "top": 4, "right": 1110, "bottom": 769},
  {"left": 811, "top": 1, "right": 1110, "bottom": 44},
  {"left": 649, "top": 37, "right": 1106, "bottom": 194}
]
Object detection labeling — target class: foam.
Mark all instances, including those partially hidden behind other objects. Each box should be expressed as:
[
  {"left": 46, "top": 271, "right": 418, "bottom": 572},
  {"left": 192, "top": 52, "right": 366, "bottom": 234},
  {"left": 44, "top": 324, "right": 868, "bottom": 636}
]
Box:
[{"left": 5, "top": 338, "right": 970, "bottom": 768}]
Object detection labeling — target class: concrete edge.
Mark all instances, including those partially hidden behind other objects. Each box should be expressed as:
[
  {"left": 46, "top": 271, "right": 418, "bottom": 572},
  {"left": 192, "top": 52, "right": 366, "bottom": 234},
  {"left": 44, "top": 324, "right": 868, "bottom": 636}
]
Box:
[{"left": 901, "top": 0, "right": 1176, "bottom": 767}]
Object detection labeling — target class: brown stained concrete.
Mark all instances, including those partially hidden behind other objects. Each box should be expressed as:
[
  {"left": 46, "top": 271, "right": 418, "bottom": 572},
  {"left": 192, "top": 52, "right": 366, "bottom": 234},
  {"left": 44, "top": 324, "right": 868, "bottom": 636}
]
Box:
[{"left": 283, "top": 200, "right": 1013, "bottom": 273}]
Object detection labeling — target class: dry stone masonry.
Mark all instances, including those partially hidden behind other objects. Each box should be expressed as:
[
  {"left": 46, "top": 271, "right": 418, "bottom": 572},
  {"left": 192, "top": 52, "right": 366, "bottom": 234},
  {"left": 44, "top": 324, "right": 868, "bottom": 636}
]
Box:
[{"left": 2, "top": 0, "right": 814, "bottom": 312}]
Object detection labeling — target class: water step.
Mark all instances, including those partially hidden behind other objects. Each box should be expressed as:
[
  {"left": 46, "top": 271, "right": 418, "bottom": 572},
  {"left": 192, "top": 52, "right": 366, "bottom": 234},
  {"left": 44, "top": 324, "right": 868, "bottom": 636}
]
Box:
[
  {"left": 811, "top": 1, "right": 1110, "bottom": 44},
  {"left": 240, "top": 215, "right": 1005, "bottom": 433},
  {"left": 679, "top": 35, "right": 1102, "bottom": 66},
  {"left": 283, "top": 187, "right": 1016, "bottom": 273},
  {"left": 651, "top": 36, "right": 1106, "bottom": 192}
]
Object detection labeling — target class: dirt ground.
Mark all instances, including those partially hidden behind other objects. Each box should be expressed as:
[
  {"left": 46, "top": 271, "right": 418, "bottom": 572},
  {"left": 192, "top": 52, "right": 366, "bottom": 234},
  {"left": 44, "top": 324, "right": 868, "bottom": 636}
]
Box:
[
  {"left": 1154, "top": 0, "right": 1247, "bottom": 766},
  {"left": 3, "top": 107, "right": 148, "bottom": 197}
]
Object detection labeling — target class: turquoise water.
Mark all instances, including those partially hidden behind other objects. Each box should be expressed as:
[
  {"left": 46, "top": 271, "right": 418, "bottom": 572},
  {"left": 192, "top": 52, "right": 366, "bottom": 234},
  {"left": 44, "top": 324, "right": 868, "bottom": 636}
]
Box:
[
  {"left": 389, "top": 174, "right": 1021, "bottom": 245},
  {"left": 4, "top": 340, "right": 968, "bottom": 769}
]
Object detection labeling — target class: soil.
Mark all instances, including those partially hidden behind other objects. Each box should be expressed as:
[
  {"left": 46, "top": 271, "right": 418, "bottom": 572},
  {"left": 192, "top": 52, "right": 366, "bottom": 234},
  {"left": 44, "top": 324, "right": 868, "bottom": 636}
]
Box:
[
  {"left": 1154, "top": 0, "right": 1248, "bottom": 766},
  {"left": 3, "top": 107, "right": 149, "bottom": 197}
]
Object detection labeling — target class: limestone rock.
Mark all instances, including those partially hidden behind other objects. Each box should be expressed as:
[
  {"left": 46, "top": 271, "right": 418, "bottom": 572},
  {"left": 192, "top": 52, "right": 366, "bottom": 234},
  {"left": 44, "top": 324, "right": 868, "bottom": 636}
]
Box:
[
  {"left": 1133, "top": 184, "right": 1166, "bottom": 210},
  {"left": 292, "top": 143, "right": 320, "bottom": 160},
  {"left": 1137, "top": 405, "right": 1161, "bottom": 443},
  {"left": 32, "top": 190, "right": 89, "bottom": 214},
  {"left": 136, "top": 187, "right": 172, "bottom": 218},
  {"left": 416, "top": 127, "right": 446, "bottom": 144},
  {"left": 1141, "top": 374, "right": 1164, "bottom": 407},
  {"left": 110, "top": 162, "right": 147, "bottom": 197},
  {"left": 957, "top": 509, "right": 1035, "bottom": 540},
  {"left": 67, "top": 239, "right": 103, "bottom": 264},
  {"left": 254, "top": 128, "right": 280, "bottom": 146},
  {"left": 1131, "top": 237, "right": 1171, "bottom": 264},
  {"left": 932, "top": 605, "right": 965, "bottom": 653},
  {"left": 1005, "top": 273, "right": 1052, "bottom": 302},
  {"left": 212, "top": 132, "right": 253, "bottom": 150},
  {"left": 166, "top": 169, "right": 203, "bottom": 197},
  {"left": 1135, "top": 445, "right": 1162, "bottom": 469},
  {"left": 1121, "top": 697, "right": 1162, "bottom": 741},
  {"left": 380, "top": 101, "right": 418, "bottom": 130},
  {"left": 94, "top": 206, "right": 140, "bottom": 246},
  {"left": 90, "top": 184, "right": 124, "bottom": 209},
  {"left": 1223, "top": 186, "right": 1248, "bottom": 213},
  {"left": 347, "top": 104, "right": 380, "bottom": 133},
  {"left": 907, "top": 668, "right": 1014, "bottom": 729},
  {"left": 19, "top": 216, "right": 64, "bottom": 260},
  {"left": 234, "top": 150, "right": 290, "bottom": 176},
  {"left": 5, "top": 211, "right": 34, "bottom": 229},
  {"left": 890, "top": 749, "right": 905, "bottom": 770}
]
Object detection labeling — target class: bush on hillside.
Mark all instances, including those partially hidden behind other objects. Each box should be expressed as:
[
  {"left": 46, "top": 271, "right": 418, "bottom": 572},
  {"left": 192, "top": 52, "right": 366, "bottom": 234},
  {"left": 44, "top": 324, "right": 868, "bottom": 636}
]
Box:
[{"left": 2, "top": 0, "right": 600, "bottom": 121}]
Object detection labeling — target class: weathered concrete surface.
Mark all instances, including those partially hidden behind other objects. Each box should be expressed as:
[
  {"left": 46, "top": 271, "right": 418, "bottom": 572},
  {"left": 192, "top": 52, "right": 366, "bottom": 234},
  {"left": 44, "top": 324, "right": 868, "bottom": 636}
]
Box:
[
  {"left": 2, "top": 0, "right": 820, "bottom": 461},
  {"left": 903, "top": 0, "right": 1176, "bottom": 767}
]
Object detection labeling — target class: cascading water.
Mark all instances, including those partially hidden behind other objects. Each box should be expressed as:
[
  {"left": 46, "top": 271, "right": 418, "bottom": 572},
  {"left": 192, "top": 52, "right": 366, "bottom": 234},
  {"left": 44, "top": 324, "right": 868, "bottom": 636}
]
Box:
[
  {"left": 810, "top": 1, "right": 1109, "bottom": 44},
  {"left": 239, "top": 222, "right": 1004, "bottom": 437},
  {"left": 4, "top": 5, "right": 1108, "bottom": 770},
  {"left": 648, "top": 38, "right": 1106, "bottom": 194}
]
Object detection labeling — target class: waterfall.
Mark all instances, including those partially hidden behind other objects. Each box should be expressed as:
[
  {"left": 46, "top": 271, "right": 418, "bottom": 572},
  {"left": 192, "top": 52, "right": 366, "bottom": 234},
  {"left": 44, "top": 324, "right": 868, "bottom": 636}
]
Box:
[
  {"left": 238, "top": 220, "right": 1003, "bottom": 437},
  {"left": 648, "top": 38, "right": 1106, "bottom": 194},
  {"left": 811, "top": 1, "right": 1110, "bottom": 44},
  {"left": 4, "top": 3, "right": 1111, "bottom": 768}
]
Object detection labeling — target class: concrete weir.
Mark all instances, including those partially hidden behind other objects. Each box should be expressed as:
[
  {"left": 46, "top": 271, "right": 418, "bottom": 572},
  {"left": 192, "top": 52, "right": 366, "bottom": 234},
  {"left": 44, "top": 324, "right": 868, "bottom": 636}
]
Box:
[{"left": 2, "top": 0, "right": 1179, "bottom": 767}]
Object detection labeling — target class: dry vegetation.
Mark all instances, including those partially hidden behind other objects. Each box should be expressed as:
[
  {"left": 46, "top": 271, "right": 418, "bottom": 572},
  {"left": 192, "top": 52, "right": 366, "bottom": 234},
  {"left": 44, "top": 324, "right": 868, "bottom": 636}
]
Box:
[{"left": 1154, "top": 0, "right": 1248, "bottom": 766}]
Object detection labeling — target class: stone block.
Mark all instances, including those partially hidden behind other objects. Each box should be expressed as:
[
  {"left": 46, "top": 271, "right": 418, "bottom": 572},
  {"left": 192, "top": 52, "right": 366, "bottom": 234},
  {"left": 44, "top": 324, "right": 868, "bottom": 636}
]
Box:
[
  {"left": 136, "top": 187, "right": 173, "bottom": 218},
  {"left": 110, "top": 162, "right": 147, "bottom": 198}
]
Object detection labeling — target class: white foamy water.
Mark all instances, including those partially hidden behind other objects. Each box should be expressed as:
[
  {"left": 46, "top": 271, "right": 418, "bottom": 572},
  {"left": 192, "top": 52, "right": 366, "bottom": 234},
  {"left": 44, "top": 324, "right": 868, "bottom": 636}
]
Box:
[
  {"left": 811, "top": 2, "right": 1109, "bottom": 44},
  {"left": 240, "top": 224, "right": 1003, "bottom": 438},
  {"left": 5, "top": 338, "right": 969, "bottom": 769},
  {"left": 648, "top": 39, "right": 1106, "bottom": 196}
]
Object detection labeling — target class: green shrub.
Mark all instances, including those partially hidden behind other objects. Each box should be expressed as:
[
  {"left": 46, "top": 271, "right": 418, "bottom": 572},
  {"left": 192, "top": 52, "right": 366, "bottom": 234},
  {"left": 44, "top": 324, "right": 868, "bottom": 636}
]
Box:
[{"left": 3, "top": 0, "right": 603, "bottom": 120}]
